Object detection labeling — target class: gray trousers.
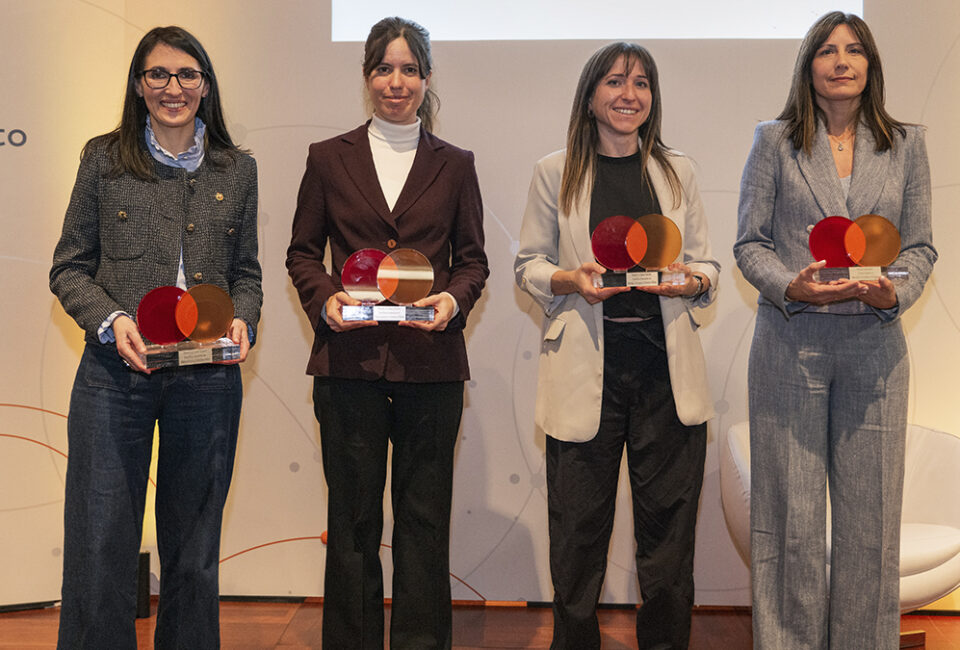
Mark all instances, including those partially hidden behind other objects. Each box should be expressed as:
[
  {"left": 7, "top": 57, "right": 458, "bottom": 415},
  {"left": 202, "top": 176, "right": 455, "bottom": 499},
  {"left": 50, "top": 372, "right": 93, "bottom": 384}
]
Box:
[{"left": 748, "top": 305, "right": 907, "bottom": 650}]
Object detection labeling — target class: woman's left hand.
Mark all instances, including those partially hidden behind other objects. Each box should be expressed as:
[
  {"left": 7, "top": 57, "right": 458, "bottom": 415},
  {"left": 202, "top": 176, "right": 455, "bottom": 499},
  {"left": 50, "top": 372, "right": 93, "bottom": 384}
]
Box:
[
  {"left": 400, "top": 292, "right": 456, "bottom": 331},
  {"left": 636, "top": 263, "right": 707, "bottom": 298},
  {"left": 221, "top": 318, "right": 250, "bottom": 363},
  {"left": 858, "top": 275, "right": 898, "bottom": 310}
]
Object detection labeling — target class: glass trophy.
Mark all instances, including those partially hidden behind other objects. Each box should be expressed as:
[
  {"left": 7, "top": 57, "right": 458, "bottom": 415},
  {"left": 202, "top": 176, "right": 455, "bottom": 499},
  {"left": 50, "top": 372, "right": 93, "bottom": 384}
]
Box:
[
  {"left": 341, "top": 248, "right": 435, "bottom": 321},
  {"left": 809, "top": 214, "right": 908, "bottom": 282},
  {"left": 592, "top": 214, "right": 686, "bottom": 288},
  {"left": 136, "top": 284, "right": 240, "bottom": 369}
]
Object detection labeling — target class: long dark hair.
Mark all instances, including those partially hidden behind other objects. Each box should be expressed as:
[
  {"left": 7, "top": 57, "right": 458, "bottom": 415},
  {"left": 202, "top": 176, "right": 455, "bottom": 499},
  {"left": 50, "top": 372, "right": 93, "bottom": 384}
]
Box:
[
  {"left": 87, "top": 26, "right": 244, "bottom": 179},
  {"left": 778, "top": 11, "right": 905, "bottom": 154},
  {"left": 559, "top": 42, "right": 680, "bottom": 216},
  {"left": 362, "top": 17, "right": 439, "bottom": 133}
]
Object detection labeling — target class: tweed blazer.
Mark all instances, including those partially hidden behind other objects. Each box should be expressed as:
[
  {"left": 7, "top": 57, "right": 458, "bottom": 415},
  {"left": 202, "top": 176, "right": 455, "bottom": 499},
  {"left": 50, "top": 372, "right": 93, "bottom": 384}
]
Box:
[
  {"left": 286, "top": 123, "right": 488, "bottom": 382},
  {"left": 50, "top": 135, "right": 263, "bottom": 343},
  {"left": 734, "top": 120, "right": 936, "bottom": 319},
  {"left": 514, "top": 147, "right": 719, "bottom": 442}
]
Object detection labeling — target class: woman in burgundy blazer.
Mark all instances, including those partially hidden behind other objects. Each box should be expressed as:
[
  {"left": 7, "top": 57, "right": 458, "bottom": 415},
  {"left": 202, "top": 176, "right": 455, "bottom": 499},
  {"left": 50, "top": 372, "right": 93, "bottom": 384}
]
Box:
[{"left": 286, "top": 17, "right": 487, "bottom": 650}]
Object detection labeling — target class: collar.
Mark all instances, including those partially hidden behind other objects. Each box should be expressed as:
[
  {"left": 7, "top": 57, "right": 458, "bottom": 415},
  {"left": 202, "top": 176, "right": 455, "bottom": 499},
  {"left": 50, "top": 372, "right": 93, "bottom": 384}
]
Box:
[{"left": 145, "top": 116, "right": 206, "bottom": 171}]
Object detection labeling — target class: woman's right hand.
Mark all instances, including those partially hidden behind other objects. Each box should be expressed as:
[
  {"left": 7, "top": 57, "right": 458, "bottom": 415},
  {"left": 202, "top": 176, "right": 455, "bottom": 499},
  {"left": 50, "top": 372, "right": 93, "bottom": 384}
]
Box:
[
  {"left": 324, "top": 291, "right": 379, "bottom": 332},
  {"left": 113, "top": 314, "right": 150, "bottom": 373},
  {"left": 785, "top": 260, "right": 867, "bottom": 305},
  {"left": 551, "top": 262, "right": 629, "bottom": 305}
]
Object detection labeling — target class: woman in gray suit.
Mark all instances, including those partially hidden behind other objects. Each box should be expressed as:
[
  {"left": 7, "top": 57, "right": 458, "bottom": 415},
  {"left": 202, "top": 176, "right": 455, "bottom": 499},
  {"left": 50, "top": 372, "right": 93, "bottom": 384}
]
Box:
[
  {"left": 50, "top": 26, "right": 261, "bottom": 648},
  {"left": 734, "top": 12, "right": 936, "bottom": 649},
  {"left": 515, "top": 42, "right": 718, "bottom": 649}
]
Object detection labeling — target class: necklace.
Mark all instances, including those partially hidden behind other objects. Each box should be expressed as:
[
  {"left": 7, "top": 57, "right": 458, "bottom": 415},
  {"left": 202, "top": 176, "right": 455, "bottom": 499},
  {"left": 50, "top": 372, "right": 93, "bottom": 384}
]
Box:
[{"left": 828, "top": 131, "right": 855, "bottom": 151}]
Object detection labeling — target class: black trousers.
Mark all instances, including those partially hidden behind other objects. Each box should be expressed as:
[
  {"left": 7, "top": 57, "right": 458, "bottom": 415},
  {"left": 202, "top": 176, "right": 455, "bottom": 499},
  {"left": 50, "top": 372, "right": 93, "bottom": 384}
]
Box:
[
  {"left": 313, "top": 377, "right": 463, "bottom": 650},
  {"left": 546, "top": 321, "right": 707, "bottom": 650}
]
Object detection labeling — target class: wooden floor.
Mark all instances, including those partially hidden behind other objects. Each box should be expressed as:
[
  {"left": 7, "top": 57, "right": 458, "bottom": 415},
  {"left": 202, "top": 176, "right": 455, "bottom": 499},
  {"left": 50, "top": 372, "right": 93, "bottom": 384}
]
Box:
[{"left": 1, "top": 600, "right": 958, "bottom": 649}]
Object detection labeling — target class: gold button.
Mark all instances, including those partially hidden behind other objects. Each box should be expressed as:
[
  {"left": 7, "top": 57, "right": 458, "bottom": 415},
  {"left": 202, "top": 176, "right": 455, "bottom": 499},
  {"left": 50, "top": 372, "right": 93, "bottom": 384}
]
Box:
[
  {"left": 188, "top": 179, "right": 197, "bottom": 186},
  {"left": 186, "top": 223, "right": 195, "bottom": 233},
  {"left": 193, "top": 272, "right": 203, "bottom": 281},
  {"left": 118, "top": 211, "right": 127, "bottom": 220},
  {"left": 387, "top": 239, "right": 397, "bottom": 249},
  {"left": 215, "top": 192, "right": 224, "bottom": 202},
  {"left": 227, "top": 227, "right": 236, "bottom": 236}
]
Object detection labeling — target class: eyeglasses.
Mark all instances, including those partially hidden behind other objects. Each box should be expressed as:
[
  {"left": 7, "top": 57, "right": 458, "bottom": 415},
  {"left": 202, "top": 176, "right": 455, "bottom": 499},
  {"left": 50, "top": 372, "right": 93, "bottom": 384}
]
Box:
[{"left": 140, "top": 68, "right": 205, "bottom": 90}]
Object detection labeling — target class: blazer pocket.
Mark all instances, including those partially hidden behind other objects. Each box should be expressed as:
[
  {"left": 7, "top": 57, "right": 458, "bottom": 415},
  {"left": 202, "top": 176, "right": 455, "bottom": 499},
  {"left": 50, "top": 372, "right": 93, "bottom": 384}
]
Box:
[
  {"left": 100, "top": 204, "right": 148, "bottom": 260},
  {"left": 542, "top": 316, "right": 566, "bottom": 350}
]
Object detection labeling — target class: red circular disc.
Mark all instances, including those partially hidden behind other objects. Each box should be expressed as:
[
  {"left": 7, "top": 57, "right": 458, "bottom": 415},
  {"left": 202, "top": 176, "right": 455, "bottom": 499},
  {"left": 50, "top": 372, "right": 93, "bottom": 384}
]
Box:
[
  {"left": 636, "top": 214, "right": 682, "bottom": 269},
  {"left": 854, "top": 214, "right": 901, "bottom": 267},
  {"left": 177, "top": 284, "right": 234, "bottom": 342},
  {"left": 592, "top": 215, "right": 639, "bottom": 271},
  {"left": 136, "top": 286, "right": 187, "bottom": 345},
  {"left": 377, "top": 249, "right": 434, "bottom": 305},
  {"left": 809, "top": 216, "right": 856, "bottom": 267},
  {"left": 342, "top": 248, "right": 387, "bottom": 303}
]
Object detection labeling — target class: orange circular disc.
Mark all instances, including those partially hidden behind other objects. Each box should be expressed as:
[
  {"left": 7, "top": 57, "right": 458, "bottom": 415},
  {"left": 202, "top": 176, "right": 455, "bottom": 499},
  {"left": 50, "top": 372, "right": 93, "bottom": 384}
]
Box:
[
  {"left": 625, "top": 221, "right": 648, "bottom": 267},
  {"left": 854, "top": 214, "right": 901, "bottom": 267},
  {"left": 176, "top": 284, "right": 234, "bottom": 342},
  {"left": 635, "top": 214, "right": 682, "bottom": 269},
  {"left": 377, "top": 249, "right": 433, "bottom": 305},
  {"left": 843, "top": 222, "right": 867, "bottom": 265}
]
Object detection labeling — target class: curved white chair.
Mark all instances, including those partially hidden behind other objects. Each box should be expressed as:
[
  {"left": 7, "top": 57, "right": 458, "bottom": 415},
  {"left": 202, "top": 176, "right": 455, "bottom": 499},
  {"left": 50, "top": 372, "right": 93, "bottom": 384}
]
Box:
[{"left": 719, "top": 422, "right": 960, "bottom": 611}]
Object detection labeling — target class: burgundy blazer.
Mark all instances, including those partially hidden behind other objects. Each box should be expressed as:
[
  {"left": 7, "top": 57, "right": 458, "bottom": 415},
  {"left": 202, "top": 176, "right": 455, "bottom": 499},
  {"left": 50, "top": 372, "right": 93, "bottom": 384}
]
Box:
[{"left": 286, "top": 123, "right": 488, "bottom": 382}]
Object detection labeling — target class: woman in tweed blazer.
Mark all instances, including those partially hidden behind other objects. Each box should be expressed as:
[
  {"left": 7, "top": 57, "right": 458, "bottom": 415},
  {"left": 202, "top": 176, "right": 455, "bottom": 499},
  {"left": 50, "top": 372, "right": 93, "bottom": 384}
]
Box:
[
  {"left": 49, "top": 27, "right": 261, "bottom": 648},
  {"left": 734, "top": 12, "right": 935, "bottom": 649}
]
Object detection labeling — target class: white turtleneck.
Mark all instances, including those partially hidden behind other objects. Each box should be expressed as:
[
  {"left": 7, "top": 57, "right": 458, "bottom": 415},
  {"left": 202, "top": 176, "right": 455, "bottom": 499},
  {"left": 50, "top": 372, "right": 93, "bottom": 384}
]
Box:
[{"left": 368, "top": 114, "right": 420, "bottom": 210}]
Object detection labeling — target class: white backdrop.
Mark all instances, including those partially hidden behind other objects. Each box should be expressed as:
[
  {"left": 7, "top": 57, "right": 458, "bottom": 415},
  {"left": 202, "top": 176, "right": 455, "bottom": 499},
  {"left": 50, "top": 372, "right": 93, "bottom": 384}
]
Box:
[{"left": 1, "top": 0, "right": 958, "bottom": 610}]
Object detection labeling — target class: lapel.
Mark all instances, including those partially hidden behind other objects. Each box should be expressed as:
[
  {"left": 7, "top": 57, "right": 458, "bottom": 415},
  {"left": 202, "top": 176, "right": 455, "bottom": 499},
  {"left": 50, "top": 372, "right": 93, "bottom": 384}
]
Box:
[
  {"left": 796, "top": 126, "right": 849, "bottom": 219},
  {"left": 392, "top": 128, "right": 447, "bottom": 219},
  {"left": 339, "top": 125, "right": 394, "bottom": 227},
  {"left": 568, "top": 164, "right": 594, "bottom": 267},
  {"left": 847, "top": 122, "right": 889, "bottom": 219}
]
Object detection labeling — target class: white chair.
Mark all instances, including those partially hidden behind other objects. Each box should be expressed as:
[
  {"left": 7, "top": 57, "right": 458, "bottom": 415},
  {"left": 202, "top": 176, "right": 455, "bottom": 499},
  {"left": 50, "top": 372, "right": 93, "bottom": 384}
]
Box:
[{"left": 718, "top": 422, "right": 960, "bottom": 612}]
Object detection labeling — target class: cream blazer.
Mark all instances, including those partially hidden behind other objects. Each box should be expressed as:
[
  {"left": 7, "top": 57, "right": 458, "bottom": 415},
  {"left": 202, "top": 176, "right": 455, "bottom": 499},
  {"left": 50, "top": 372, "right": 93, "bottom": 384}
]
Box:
[{"left": 514, "top": 148, "right": 719, "bottom": 442}]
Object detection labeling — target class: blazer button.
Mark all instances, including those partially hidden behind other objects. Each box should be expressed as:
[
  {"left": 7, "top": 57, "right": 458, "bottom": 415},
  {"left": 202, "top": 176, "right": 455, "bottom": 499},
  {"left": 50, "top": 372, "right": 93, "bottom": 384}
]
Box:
[
  {"left": 215, "top": 192, "right": 224, "bottom": 202},
  {"left": 185, "top": 223, "right": 195, "bottom": 233},
  {"left": 193, "top": 272, "right": 203, "bottom": 281},
  {"left": 387, "top": 239, "right": 397, "bottom": 249},
  {"left": 227, "top": 227, "right": 236, "bottom": 236},
  {"left": 118, "top": 211, "right": 127, "bottom": 220}
]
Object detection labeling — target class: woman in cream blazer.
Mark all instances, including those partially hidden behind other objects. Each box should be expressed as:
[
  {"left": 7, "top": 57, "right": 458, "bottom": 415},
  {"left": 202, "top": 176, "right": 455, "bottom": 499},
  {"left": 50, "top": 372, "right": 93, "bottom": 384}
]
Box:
[{"left": 514, "top": 42, "right": 718, "bottom": 650}]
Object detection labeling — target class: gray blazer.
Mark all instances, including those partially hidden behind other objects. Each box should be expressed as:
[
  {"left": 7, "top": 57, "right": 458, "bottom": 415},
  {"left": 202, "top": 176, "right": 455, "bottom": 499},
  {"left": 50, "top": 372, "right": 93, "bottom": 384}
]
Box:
[
  {"left": 50, "top": 136, "right": 262, "bottom": 342},
  {"left": 734, "top": 120, "right": 936, "bottom": 319},
  {"left": 515, "top": 147, "right": 719, "bottom": 442}
]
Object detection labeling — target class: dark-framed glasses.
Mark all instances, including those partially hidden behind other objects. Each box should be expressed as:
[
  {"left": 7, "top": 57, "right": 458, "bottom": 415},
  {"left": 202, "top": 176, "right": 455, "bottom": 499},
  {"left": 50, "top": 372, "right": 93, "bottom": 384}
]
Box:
[{"left": 140, "top": 68, "right": 205, "bottom": 90}]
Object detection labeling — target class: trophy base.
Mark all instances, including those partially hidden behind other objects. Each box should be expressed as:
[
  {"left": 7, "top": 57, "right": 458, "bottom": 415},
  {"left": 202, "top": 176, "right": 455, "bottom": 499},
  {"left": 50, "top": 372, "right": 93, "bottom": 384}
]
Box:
[
  {"left": 341, "top": 305, "right": 435, "bottom": 321},
  {"left": 815, "top": 266, "right": 908, "bottom": 282},
  {"left": 140, "top": 338, "right": 241, "bottom": 370},
  {"left": 594, "top": 271, "right": 686, "bottom": 288}
]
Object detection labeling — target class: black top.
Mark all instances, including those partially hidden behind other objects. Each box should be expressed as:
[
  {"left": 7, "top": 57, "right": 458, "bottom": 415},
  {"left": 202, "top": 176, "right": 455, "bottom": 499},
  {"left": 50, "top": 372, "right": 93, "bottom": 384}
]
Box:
[{"left": 590, "top": 152, "right": 662, "bottom": 324}]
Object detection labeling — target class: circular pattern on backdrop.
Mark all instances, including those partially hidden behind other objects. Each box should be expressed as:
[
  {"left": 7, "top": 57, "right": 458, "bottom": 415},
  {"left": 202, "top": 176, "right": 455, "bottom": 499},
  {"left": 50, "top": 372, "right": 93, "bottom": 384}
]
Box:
[
  {"left": 136, "top": 286, "right": 187, "bottom": 345},
  {"left": 176, "top": 284, "right": 234, "bottom": 342},
  {"left": 377, "top": 249, "right": 434, "bottom": 305},
  {"left": 342, "top": 248, "right": 388, "bottom": 302},
  {"left": 635, "top": 213, "right": 682, "bottom": 269}
]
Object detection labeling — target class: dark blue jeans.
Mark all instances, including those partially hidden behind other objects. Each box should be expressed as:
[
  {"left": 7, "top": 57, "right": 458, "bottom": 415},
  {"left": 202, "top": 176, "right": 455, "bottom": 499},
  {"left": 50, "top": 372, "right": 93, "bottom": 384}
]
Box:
[{"left": 57, "top": 342, "right": 242, "bottom": 650}]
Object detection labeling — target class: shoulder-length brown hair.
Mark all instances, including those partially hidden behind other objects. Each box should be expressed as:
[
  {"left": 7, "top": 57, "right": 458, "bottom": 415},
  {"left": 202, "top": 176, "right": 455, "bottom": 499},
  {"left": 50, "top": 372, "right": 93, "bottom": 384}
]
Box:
[
  {"left": 362, "top": 17, "right": 439, "bottom": 133},
  {"left": 778, "top": 11, "right": 905, "bottom": 154},
  {"left": 87, "top": 25, "right": 245, "bottom": 180},
  {"left": 559, "top": 42, "right": 680, "bottom": 216}
]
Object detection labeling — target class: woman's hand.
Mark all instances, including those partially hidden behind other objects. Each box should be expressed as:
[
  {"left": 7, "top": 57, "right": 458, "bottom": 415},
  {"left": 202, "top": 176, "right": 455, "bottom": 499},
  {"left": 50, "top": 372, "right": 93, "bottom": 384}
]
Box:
[
  {"left": 113, "top": 314, "right": 150, "bottom": 373},
  {"left": 858, "top": 275, "right": 898, "bottom": 310},
  {"left": 221, "top": 318, "right": 251, "bottom": 363},
  {"left": 324, "top": 291, "right": 379, "bottom": 332},
  {"left": 785, "top": 261, "right": 866, "bottom": 305},
  {"left": 551, "top": 262, "right": 629, "bottom": 304},
  {"left": 400, "top": 292, "right": 456, "bottom": 331},
  {"left": 636, "top": 263, "right": 709, "bottom": 298}
]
